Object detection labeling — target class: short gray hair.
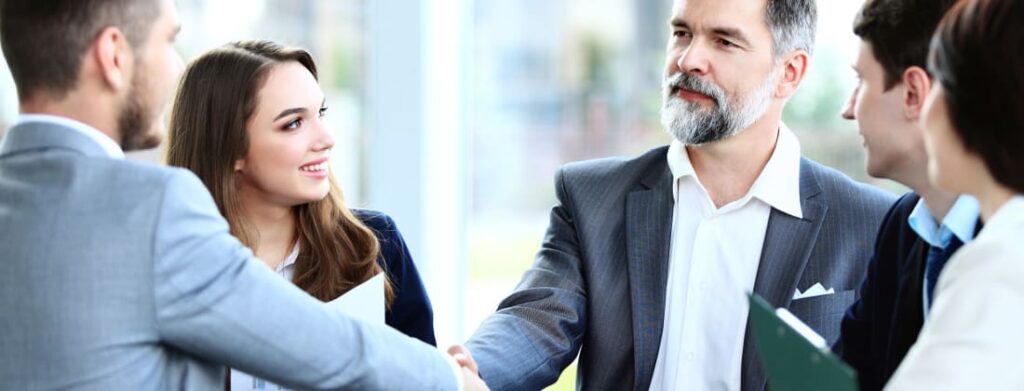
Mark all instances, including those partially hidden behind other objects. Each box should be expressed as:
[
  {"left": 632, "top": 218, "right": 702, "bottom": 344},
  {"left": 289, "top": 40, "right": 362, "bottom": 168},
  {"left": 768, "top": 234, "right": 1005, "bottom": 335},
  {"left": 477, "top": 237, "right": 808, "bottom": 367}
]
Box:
[{"left": 765, "top": 0, "right": 817, "bottom": 58}]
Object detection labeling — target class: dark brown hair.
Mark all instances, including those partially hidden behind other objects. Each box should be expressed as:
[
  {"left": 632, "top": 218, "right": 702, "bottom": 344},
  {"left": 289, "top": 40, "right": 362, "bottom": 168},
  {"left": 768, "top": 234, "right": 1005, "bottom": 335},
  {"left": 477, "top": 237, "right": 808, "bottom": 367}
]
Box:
[
  {"left": 853, "top": 0, "right": 959, "bottom": 90},
  {"left": 0, "top": 0, "right": 159, "bottom": 100},
  {"left": 166, "top": 40, "right": 394, "bottom": 305},
  {"left": 929, "top": 0, "right": 1024, "bottom": 194}
]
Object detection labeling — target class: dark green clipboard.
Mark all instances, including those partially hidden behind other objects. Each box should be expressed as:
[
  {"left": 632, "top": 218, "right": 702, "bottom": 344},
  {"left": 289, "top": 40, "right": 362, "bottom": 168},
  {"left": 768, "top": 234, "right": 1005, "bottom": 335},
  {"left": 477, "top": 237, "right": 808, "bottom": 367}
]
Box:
[{"left": 748, "top": 293, "right": 859, "bottom": 391}]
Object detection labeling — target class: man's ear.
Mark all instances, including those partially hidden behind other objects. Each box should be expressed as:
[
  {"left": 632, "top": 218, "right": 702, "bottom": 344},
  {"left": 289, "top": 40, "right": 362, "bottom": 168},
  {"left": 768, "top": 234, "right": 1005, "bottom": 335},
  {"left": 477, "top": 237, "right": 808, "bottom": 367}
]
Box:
[
  {"left": 91, "top": 26, "right": 132, "bottom": 92},
  {"left": 775, "top": 50, "right": 810, "bottom": 99},
  {"left": 902, "top": 66, "right": 931, "bottom": 121}
]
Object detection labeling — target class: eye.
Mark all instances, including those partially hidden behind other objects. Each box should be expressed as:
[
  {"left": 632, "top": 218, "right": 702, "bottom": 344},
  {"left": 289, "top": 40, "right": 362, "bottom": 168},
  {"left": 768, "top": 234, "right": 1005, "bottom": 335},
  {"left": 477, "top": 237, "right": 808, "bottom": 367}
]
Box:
[
  {"left": 673, "top": 30, "right": 691, "bottom": 39},
  {"left": 284, "top": 118, "right": 303, "bottom": 130},
  {"left": 718, "top": 38, "right": 737, "bottom": 48},
  {"left": 318, "top": 106, "right": 328, "bottom": 118}
]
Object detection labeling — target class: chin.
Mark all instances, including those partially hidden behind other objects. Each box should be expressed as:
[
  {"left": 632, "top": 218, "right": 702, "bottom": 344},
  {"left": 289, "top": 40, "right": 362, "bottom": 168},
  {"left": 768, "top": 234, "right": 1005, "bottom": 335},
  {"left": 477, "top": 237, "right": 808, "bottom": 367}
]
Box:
[
  {"left": 306, "top": 188, "right": 331, "bottom": 203},
  {"left": 864, "top": 151, "right": 896, "bottom": 180},
  {"left": 865, "top": 162, "right": 887, "bottom": 180},
  {"left": 140, "top": 130, "right": 164, "bottom": 150}
]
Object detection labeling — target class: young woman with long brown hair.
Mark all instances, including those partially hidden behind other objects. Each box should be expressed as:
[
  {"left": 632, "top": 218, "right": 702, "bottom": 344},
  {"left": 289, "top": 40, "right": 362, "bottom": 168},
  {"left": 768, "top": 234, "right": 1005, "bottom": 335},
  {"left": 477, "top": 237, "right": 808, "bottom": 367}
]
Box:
[{"left": 166, "top": 41, "right": 436, "bottom": 389}]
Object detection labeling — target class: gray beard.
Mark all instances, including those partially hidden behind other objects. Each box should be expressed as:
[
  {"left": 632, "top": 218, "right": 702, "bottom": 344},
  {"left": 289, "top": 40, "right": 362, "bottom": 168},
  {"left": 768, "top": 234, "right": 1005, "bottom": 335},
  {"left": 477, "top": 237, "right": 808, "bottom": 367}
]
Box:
[{"left": 660, "top": 71, "right": 775, "bottom": 145}]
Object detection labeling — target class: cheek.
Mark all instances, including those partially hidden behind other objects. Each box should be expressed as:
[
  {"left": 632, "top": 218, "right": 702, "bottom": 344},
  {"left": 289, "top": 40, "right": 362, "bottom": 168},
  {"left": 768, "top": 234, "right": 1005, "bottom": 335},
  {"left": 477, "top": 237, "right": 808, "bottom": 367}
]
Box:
[
  {"left": 854, "top": 90, "right": 873, "bottom": 123},
  {"left": 245, "top": 138, "right": 300, "bottom": 181},
  {"left": 664, "top": 53, "right": 681, "bottom": 77}
]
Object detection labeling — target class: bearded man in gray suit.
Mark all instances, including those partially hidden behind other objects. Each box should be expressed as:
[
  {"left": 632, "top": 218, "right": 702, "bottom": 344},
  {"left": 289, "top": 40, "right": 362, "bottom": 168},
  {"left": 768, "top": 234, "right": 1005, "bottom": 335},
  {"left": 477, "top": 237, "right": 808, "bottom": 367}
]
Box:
[
  {"left": 0, "top": 0, "right": 487, "bottom": 389},
  {"left": 451, "top": 0, "right": 895, "bottom": 389}
]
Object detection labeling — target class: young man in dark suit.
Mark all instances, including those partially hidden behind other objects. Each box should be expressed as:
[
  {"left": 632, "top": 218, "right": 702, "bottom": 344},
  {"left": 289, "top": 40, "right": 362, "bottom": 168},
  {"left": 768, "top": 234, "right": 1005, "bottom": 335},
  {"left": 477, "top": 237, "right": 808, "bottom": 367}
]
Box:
[{"left": 833, "top": 0, "right": 980, "bottom": 389}]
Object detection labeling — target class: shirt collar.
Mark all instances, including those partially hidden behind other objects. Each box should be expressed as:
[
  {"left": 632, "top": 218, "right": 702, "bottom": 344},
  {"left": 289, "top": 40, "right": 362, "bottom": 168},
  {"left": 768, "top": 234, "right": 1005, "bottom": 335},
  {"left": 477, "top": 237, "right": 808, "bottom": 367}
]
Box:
[
  {"left": 274, "top": 241, "right": 301, "bottom": 274},
  {"left": 15, "top": 114, "right": 124, "bottom": 159},
  {"left": 908, "top": 194, "right": 980, "bottom": 248},
  {"left": 666, "top": 123, "right": 803, "bottom": 219}
]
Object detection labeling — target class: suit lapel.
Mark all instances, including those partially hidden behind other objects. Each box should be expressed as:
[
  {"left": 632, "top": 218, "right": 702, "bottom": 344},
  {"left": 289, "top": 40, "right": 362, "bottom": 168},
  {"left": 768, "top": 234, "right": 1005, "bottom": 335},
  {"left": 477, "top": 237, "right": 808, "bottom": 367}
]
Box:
[
  {"left": 741, "top": 158, "right": 828, "bottom": 391},
  {"left": 626, "top": 161, "right": 674, "bottom": 390}
]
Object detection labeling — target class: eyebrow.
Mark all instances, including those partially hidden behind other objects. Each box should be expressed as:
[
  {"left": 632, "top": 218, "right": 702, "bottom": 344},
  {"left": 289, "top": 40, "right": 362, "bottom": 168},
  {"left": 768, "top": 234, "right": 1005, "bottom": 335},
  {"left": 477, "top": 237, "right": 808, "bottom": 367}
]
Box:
[
  {"left": 273, "top": 99, "right": 327, "bottom": 121},
  {"left": 274, "top": 107, "right": 307, "bottom": 121},
  {"left": 669, "top": 18, "right": 753, "bottom": 47},
  {"left": 711, "top": 27, "right": 752, "bottom": 47}
]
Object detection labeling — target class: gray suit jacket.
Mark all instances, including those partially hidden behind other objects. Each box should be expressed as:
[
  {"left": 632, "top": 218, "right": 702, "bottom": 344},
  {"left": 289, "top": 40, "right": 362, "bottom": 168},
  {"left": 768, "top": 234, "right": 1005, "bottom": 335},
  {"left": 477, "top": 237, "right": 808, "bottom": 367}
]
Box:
[
  {"left": 466, "top": 146, "right": 894, "bottom": 390},
  {"left": 0, "top": 122, "right": 457, "bottom": 390}
]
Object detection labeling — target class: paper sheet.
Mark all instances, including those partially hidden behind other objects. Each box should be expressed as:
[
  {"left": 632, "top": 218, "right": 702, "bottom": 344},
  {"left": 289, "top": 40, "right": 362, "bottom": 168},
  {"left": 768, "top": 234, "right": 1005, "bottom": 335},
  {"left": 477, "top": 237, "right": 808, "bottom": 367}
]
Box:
[{"left": 230, "top": 273, "right": 386, "bottom": 390}]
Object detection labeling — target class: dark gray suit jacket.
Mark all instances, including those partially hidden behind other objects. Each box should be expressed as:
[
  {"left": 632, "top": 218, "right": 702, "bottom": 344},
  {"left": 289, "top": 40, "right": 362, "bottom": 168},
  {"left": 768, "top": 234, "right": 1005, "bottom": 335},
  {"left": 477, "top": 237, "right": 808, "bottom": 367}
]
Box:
[{"left": 466, "top": 146, "right": 895, "bottom": 390}]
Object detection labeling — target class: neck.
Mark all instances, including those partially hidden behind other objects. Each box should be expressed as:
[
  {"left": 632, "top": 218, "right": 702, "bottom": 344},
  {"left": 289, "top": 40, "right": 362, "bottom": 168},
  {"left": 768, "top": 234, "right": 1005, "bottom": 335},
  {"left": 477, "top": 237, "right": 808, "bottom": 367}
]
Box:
[
  {"left": 900, "top": 173, "right": 959, "bottom": 222},
  {"left": 686, "top": 110, "right": 782, "bottom": 208},
  {"left": 975, "top": 182, "right": 1015, "bottom": 223},
  {"left": 19, "top": 92, "right": 121, "bottom": 144},
  {"left": 240, "top": 193, "right": 298, "bottom": 269}
]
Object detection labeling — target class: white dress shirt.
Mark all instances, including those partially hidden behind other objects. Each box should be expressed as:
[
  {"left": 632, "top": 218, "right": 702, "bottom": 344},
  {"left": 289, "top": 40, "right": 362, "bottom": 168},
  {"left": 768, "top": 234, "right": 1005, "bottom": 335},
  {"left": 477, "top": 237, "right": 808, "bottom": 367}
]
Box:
[
  {"left": 886, "top": 195, "right": 1024, "bottom": 390},
  {"left": 649, "top": 125, "right": 803, "bottom": 390},
  {"left": 15, "top": 114, "right": 125, "bottom": 159}
]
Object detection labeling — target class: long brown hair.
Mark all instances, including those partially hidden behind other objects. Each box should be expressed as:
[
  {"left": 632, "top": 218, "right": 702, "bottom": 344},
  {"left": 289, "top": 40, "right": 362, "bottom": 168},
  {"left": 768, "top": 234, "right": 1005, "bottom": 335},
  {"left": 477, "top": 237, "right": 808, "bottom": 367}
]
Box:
[{"left": 166, "top": 40, "right": 394, "bottom": 305}]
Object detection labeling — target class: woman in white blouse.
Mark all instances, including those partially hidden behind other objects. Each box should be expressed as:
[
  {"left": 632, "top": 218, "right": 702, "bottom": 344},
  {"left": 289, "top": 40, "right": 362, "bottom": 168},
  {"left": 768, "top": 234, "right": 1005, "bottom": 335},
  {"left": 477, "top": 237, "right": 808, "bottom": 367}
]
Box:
[{"left": 886, "top": 0, "right": 1024, "bottom": 389}]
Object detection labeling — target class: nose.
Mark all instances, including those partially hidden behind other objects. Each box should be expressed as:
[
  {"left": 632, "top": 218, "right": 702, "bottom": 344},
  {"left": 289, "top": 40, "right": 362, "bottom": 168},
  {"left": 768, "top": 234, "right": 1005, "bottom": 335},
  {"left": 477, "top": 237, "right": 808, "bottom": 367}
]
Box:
[
  {"left": 677, "top": 41, "right": 710, "bottom": 77},
  {"left": 840, "top": 85, "right": 858, "bottom": 120},
  {"left": 313, "top": 121, "right": 335, "bottom": 152}
]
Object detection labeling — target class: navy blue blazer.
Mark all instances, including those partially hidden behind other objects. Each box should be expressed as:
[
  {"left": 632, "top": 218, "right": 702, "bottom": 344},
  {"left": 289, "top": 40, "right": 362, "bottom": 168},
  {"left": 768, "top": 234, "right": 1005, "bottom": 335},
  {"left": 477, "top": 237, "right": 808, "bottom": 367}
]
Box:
[
  {"left": 353, "top": 209, "right": 437, "bottom": 346},
  {"left": 832, "top": 193, "right": 925, "bottom": 391},
  {"left": 833, "top": 193, "right": 983, "bottom": 390}
]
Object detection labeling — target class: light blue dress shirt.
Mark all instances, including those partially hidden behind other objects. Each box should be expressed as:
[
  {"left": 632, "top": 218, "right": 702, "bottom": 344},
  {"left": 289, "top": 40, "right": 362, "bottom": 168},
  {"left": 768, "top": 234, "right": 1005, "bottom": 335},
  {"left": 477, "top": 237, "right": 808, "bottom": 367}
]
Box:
[{"left": 907, "top": 195, "right": 980, "bottom": 317}]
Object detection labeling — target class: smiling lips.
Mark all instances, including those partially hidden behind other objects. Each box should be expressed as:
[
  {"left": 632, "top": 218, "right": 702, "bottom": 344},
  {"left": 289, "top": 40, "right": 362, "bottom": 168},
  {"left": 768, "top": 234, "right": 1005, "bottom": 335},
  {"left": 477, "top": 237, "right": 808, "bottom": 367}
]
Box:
[{"left": 299, "top": 159, "right": 329, "bottom": 178}]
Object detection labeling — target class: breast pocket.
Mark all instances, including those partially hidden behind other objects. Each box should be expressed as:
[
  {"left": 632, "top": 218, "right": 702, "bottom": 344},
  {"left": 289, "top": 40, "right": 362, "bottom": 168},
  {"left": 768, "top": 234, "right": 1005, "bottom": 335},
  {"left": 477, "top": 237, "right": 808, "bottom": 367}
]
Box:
[{"left": 786, "top": 289, "right": 856, "bottom": 345}]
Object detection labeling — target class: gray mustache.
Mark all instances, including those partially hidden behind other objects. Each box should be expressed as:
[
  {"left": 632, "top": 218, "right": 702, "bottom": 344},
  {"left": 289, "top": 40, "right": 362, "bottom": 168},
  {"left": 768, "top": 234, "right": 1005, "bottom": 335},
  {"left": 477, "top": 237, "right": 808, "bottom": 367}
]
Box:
[{"left": 664, "top": 73, "right": 725, "bottom": 106}]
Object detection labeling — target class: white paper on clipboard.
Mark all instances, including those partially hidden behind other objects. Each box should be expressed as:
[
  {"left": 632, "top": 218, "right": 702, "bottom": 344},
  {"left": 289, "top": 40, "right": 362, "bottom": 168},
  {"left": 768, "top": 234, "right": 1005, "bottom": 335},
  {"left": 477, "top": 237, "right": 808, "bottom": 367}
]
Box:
[{"left": 326, "top": 272, "right": 385, "bottom": 324}]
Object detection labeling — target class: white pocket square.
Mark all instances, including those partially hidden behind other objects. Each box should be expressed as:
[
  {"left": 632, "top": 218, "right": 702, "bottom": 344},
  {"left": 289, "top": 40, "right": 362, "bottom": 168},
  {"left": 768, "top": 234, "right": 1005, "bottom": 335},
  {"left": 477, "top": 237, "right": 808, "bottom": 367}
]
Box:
[{"left": 792, "top": 283, "right": 835, "bottom": 300}]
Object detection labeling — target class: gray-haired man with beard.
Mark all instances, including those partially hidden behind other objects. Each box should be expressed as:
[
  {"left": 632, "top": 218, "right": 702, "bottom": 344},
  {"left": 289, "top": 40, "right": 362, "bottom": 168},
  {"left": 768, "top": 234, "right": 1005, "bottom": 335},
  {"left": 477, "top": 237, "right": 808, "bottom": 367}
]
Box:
[{"left": 450, "top": 0, "right": 895, "bottom": 389}]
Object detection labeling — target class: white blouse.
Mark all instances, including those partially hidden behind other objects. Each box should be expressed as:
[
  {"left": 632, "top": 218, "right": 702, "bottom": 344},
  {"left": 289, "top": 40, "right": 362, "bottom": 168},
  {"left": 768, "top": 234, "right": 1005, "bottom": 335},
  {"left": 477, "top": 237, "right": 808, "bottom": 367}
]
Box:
[{"left": 230, "top": 243, "right": 300, "bottom": 391}]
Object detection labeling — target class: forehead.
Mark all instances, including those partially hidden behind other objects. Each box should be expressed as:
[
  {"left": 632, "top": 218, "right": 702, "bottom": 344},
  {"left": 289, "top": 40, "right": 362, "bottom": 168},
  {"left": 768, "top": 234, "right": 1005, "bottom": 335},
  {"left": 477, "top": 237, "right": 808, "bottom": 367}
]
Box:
[
  {"left": 671, "top": 0, "right": 768, "bottom": 32},
  {"left": 855, "top": 41, "right": 882, "bottom": 73},
  {"left": 255, "top": 62, "right": 322, "bottom": 110},
  {"left": 148, "top": 0, "right": 180, "bottom": 34}
]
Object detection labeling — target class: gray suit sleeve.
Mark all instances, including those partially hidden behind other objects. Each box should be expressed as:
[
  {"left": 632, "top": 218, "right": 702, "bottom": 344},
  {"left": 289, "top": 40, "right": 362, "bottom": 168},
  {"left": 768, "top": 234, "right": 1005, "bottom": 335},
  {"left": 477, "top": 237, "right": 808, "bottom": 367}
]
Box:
[
  {"left": 466, "top": 168, "right": 588, "bottom": 390},
  {"left": 151, "top": 170, "right": 457, "bottom": 390}
]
